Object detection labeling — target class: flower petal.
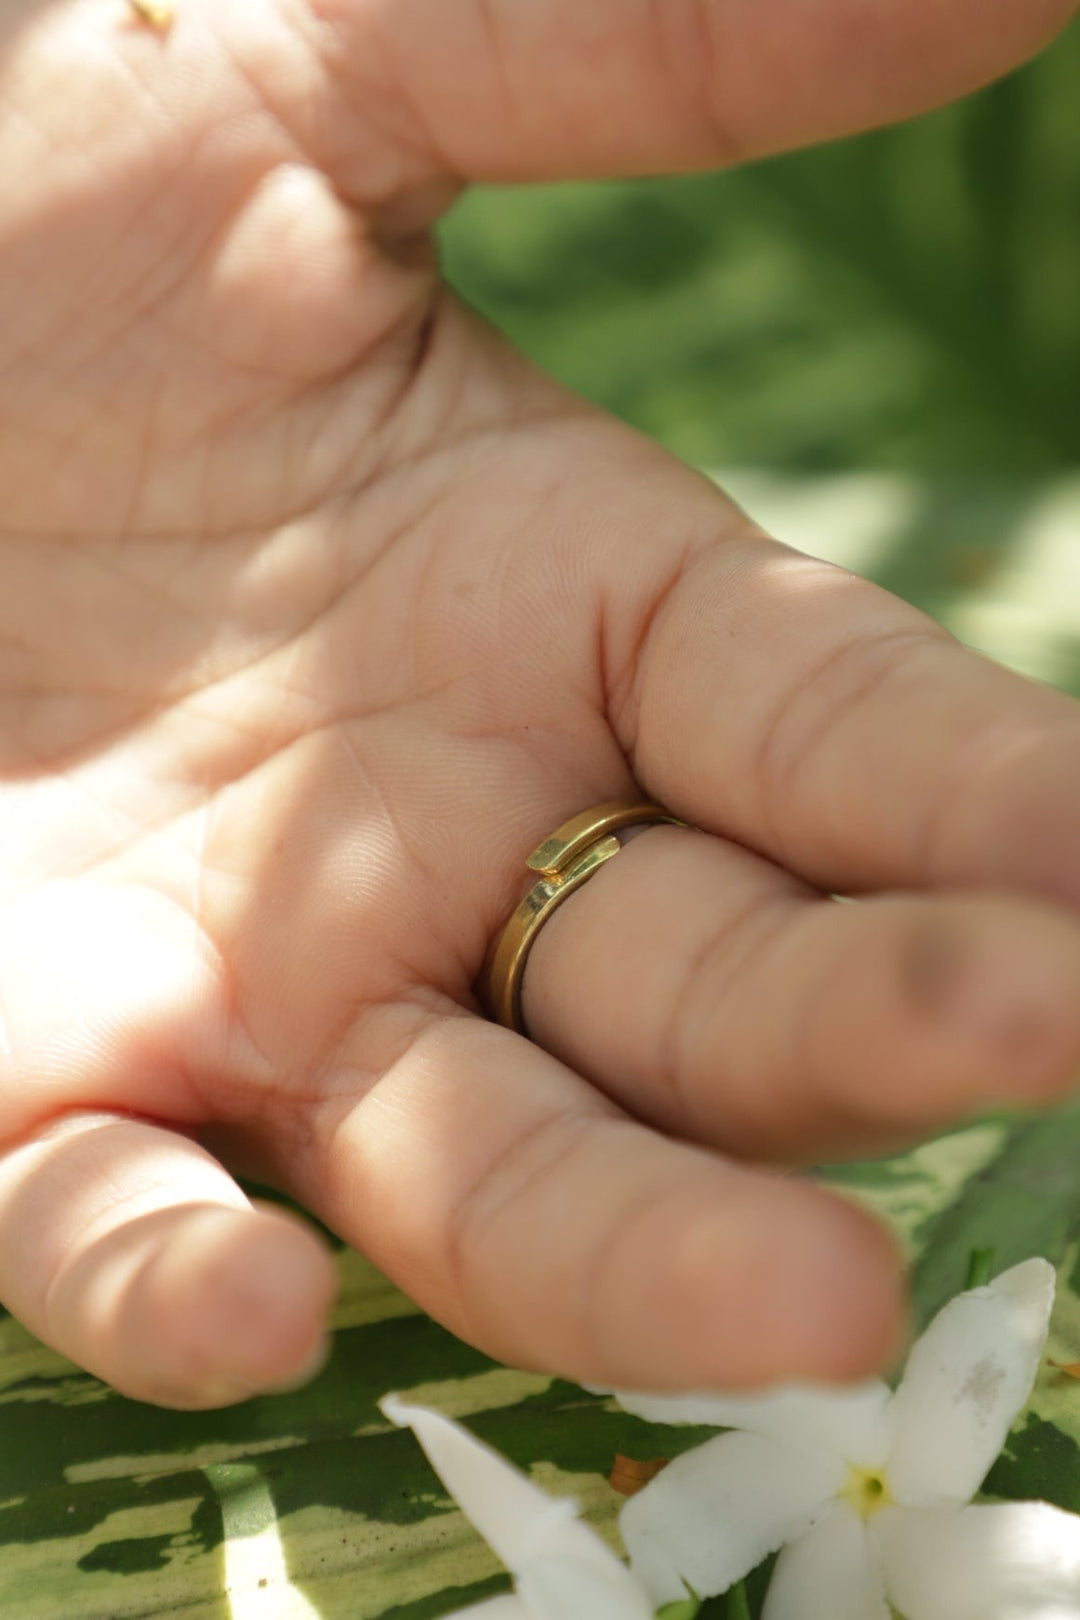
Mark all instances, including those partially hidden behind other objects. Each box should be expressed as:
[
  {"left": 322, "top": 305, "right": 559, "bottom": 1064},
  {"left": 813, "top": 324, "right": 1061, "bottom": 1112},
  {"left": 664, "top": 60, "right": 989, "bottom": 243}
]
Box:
[
  {"left": 518, "top": 1554, "right": 661, "bottom": 1620},
  {"left": 381, "top": 1397, "right": 653, "bottom": 1618},
  {"left": 382, "top": 1396, "right": 577, "bottom": 1571},
  {"left": 619, "top": 1428, "right": 844, "bottom": 1605},
  {"left": 876, "top": 1501, "right": 1080, "bottom": 1620},
  {"left": 605, "top": 1382, "right": 892, "bottom": 1469},
  {"left": 885, "top": 1258, "right": 1055, "bottom": 1506},
  {"left": 761, "top": 1502, "right": 890, "bottom": 1620}
]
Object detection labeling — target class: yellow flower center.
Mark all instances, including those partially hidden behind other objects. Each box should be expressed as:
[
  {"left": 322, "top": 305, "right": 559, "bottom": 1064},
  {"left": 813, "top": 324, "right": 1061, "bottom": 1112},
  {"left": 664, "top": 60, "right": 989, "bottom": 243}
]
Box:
[{"left": 841, "top": 1464, "right": 892, "bottom": 1520}]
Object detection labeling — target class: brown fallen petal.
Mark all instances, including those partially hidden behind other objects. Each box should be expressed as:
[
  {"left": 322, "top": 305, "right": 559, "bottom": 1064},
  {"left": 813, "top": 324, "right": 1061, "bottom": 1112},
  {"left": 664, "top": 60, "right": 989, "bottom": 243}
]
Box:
[
  {"left": 609, "top": 1454, "right": 670, "bottom": 1496},
  {"left": 1048, "top": 1359, "right": 1080, "bottom": 1379}
]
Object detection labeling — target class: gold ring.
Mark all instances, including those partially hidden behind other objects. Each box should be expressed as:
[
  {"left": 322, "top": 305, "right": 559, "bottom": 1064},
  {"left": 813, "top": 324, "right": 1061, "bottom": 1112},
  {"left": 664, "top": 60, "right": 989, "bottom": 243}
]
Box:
[
  {"left": 483, "top": 800, "right": 686, "bottom": 1033},
  {"left": 127, "top": 0, "right": 175, "bottom": 29}
]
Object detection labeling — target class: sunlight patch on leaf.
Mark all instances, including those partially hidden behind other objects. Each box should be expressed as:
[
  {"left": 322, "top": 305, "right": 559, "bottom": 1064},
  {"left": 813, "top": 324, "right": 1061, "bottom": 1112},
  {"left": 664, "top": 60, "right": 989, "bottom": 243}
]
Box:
[
  {"left": 66, "top": 1434, "right": 301, "bottom": 1487},
  {"left": 328, "top": 1248, "right": 424, "bottom": 1332},
  {"left": 0, "top": 1499, "right": 207, "bottom": 1620},
  {"left": 376, "top": 1368, "right": 555, "bottom": 1427},
  {"left": 818, "top": 1119, "right": 1008, "bottom": 1259}
]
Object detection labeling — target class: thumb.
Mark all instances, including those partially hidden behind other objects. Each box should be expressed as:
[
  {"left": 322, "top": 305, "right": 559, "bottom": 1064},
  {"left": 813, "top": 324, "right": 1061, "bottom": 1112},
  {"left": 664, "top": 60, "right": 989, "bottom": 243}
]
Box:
[
  {"left": 0, "top": 882, "right": 338, "bottom": 1406},
  {"left": 0, "top": 880, "right": 229, "bottom": 1143},
  {"left": 0, "top": 1111, "right": 336, "bottom": 1407}
]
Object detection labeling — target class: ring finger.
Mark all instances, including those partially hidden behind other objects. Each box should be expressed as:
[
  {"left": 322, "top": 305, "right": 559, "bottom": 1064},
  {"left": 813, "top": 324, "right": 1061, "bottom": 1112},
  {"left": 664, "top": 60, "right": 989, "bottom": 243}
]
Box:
[{"left": 518, "top": 822, "right": 1080, "bottom": 1162}]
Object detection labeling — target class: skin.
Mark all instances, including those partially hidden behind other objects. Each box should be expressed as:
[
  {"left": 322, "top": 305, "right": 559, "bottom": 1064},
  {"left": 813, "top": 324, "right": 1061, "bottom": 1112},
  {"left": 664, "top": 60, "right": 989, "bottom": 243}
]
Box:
[{"left": 0, "top": 0, "right": 1078, "bottom": 1408}]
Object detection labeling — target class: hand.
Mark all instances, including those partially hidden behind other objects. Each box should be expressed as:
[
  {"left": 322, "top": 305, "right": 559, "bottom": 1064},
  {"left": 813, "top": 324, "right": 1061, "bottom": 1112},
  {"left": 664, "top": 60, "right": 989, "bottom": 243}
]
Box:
[{"left": 0, "top": 0, "right": 1076, "bottom": 1408}]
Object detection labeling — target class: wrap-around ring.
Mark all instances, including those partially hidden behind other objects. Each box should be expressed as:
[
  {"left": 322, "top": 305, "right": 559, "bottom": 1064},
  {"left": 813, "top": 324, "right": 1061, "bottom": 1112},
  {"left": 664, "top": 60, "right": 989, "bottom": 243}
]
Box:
[{"left": 482, "top": 799, "right": 686, "bottom": 1034}]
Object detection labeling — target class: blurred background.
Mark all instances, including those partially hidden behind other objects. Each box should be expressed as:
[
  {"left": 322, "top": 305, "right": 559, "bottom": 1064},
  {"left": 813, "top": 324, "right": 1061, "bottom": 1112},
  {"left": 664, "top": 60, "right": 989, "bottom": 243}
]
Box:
[{"left": 440, "top": 21, "right": 1080, "bottom": 696}]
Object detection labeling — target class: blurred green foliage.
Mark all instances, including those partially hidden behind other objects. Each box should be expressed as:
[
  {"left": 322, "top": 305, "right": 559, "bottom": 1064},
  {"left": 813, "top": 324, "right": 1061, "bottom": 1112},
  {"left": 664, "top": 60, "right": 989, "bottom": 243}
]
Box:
[{"left": 441, "top": 25, "right": 1080, "bottom": 474}]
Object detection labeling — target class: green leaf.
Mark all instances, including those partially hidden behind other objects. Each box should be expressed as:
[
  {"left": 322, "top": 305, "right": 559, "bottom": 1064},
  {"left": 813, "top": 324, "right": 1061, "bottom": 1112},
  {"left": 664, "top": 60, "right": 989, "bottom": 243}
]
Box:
[
  {"left": 442, "top": 27, "right": 1080, "bottom": 476},
  {"left": 983, "top": 1412, "right": 1080, "bottom": 1514},
  {"left": 726, "top": 1580, "right": 753, "bottom": 1619},
  {"left": 965, "top": 1247, "right": 997, "bottom": 1289},
  {"left": 4, "top": 1123, "right": 1080, "bottom": 1615},
  {"left": 909, "top": 1101, "right": 1080, "bottom": 1332}
]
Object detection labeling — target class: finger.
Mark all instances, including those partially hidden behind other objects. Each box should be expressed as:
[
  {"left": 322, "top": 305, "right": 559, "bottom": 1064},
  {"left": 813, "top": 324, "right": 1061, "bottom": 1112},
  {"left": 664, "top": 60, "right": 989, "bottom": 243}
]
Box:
[
  {"left": 519, "top": 825, "right": 1080, "bottom": 1161},
  {"left": 612, "top": 536, "right": 1080, "bottom": 906},
  {"left": 0, "top": 1113, "right": 337, "bottom": 1408},
  {"left": 304, "top": 1015, "right": 904, "bottom": 1389},
  {"left": 311, "top": 0, "right": 1072, "bottom": 189}
]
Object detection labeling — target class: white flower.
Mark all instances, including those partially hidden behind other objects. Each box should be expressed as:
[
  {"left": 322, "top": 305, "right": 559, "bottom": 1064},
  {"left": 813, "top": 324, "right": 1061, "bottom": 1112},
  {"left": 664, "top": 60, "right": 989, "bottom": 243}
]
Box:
[
  {"left": 608, "top": 1258, "right": 1080, "bottom": 1619},
  {"left": 381, "top": 1394, "right": 662, "bottom": 1619}
]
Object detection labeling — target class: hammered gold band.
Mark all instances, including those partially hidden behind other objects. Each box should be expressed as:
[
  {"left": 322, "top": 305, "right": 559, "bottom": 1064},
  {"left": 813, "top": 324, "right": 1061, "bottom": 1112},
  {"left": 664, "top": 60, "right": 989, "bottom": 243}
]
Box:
[{"left": 483, "top": 800, "right": 686, "bottom": 1033}]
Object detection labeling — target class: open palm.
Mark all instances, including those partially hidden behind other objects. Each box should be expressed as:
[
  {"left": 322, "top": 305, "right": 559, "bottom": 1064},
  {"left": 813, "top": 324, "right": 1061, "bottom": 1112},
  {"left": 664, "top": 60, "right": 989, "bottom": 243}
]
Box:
[{"left": 1, "top": 0, "right": 1078, "bottom": 1406}]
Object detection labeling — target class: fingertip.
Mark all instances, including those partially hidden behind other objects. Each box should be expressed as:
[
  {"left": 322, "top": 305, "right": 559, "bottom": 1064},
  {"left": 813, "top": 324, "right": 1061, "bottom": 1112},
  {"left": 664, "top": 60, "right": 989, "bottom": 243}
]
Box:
[
  {"left": 0, "top": 1114, "right": 340, "bottom": 1409},
  {"left": 931, "top": 900, "right": 1080, "bottom": 1108},
  {"left": 129, "top": 1204, "right": 338, "bottom": 1408},
  {"left": 750, "top": 1185, "right": 908, "bottom": 1385},
  {"left": 200, "top": 1204, "right": 339, "bottom": 1396},
  {"left": 594, "top": 1172, "right": 907, "bottom": 1393}
]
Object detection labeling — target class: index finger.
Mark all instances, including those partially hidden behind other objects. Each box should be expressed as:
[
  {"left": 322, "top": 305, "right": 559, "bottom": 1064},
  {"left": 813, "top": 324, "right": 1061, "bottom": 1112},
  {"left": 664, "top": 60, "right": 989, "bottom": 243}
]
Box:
[
  {"left": 308, "top": 0, "right": 1073, "bottom": 186},
  {"left": 301, "top": 1013, "right": 904, "bottom": 1389}
]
